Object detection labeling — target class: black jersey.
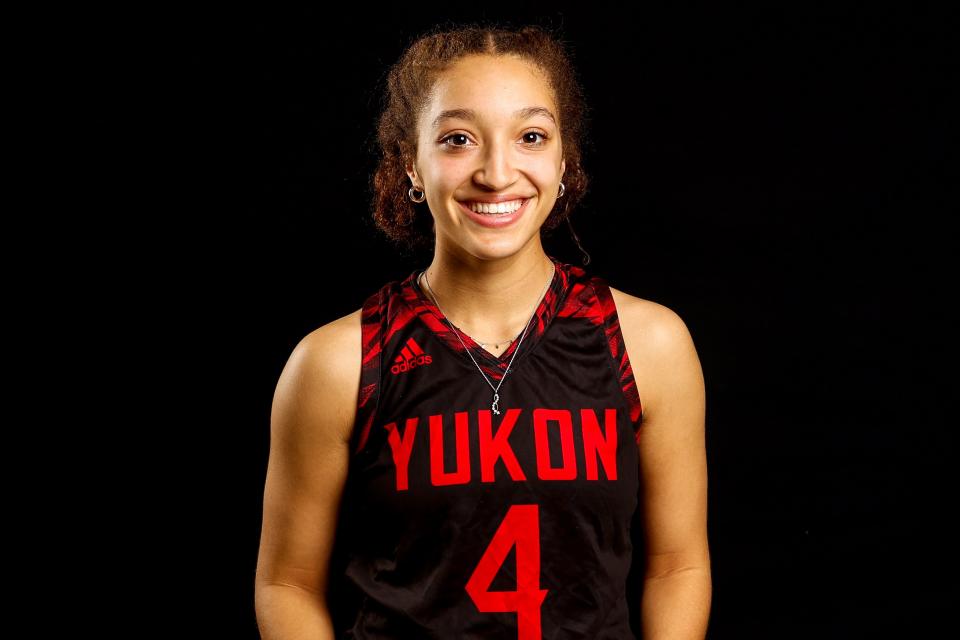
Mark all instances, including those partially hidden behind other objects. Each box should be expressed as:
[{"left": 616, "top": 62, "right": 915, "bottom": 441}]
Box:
[{"left": 328, "top": 255, "right": 645, "bottom": 639}]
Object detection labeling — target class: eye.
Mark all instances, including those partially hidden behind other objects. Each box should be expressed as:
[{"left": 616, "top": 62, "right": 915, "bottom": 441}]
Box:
[
  {"left": 522, "top": 130, "right": 549, "bottom": 146},
  {"left": 439, "top": 133, "right": 472, "bottom": 148}
]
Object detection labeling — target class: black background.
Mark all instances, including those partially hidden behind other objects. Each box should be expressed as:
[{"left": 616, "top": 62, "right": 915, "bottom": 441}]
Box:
[{"left": 106, "top": 4, "right": 955, "bottom": 638}]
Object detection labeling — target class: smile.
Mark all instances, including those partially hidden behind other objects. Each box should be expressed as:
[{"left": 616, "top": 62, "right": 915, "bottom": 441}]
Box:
[
  {"left": 464, "top": 199, "right": 526, "bottom": 214},
  {"left": 457, "top": 197, "right": 532, "bottom": 229}
]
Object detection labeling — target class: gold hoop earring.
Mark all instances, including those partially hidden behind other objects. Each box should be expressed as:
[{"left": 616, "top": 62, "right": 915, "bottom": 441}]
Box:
[{"left": 408, "top": 186, "right": 426, "bottom": 203}]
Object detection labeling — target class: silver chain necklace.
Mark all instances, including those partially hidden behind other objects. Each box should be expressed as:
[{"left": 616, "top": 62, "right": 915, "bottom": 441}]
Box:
[{"left": 419, "top": 264, "right": 554, "bottom": 415}]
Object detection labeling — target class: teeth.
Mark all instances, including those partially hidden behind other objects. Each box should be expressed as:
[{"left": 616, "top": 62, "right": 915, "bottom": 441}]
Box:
[{"left": 465, "top": 199, "right": 526, "bottom": 214}]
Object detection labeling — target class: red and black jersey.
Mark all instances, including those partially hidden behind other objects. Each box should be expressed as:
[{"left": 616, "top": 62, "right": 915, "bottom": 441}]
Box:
[{"left": 328, "top": 255, "right": 646, "bottom": 639}]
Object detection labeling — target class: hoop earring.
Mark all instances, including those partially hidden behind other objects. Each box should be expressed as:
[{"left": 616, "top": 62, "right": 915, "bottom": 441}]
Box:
[
  {"left": 558, "top": 181, "right": 566, "bottom": 198},
  {"left": 408, "top": 186, "right": 426, "bottom": 203}
]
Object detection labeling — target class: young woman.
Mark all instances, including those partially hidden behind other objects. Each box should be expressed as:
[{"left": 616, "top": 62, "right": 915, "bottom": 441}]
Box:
[{"left": 256, "top": 23, "right": 711, "bottom": 639}]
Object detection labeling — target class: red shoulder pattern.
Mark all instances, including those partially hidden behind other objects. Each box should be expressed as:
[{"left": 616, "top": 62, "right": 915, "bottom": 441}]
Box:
[{"left": 589, "top": 276, "right": 644, "bottom": 441}]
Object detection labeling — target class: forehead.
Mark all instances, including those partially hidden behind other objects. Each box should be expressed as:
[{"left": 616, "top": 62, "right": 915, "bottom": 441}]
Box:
[{"left": 422, "top": 54, "right": 557, "bottom": 129}]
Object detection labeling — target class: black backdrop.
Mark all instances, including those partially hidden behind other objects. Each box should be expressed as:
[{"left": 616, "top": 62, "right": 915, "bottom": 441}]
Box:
[{"left": 119, "top": 4, "right": 955, "bottom": 638}]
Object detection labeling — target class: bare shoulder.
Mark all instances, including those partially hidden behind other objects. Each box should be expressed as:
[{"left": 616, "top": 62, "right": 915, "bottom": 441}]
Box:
[
  {"left": 607, "top": 286, "right": 703, "bottom": 417},
  {"left": 296, "top": 306, "right": 364, "bottom": 367},
  {"left": 274, "top": 306, "right": 365, "bottom": 445},
  {"left": 607, "top": 286, "right": 694, "bottom": 351}
]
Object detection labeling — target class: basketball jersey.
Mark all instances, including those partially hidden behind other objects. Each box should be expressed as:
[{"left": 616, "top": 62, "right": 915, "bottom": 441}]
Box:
[{"left": 328, "top": 255, "right": 645, "bottom": 639}]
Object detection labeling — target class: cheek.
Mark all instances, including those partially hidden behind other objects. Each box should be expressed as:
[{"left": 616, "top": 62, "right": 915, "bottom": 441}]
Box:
[
  {"left": 527, "top": 151, "right": 563, "bottom": 178},
  {"left": 428, "top": 153, "right": 471, "bottom": 182},
  {"left": 530, "top": 165, "right": 561, "bottom": 190}
]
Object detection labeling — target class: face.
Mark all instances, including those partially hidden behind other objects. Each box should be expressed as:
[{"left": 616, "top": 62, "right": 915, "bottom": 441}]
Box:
[{"left": 406, "top": 54, "right": 566, "bottom": 260}]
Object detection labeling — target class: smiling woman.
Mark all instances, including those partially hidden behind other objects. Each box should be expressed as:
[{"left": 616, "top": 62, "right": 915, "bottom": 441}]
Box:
[
  {"left": 256, "top": 20, "right": 711, "bottom": 640},
  {"left": 369, "top": 25, "right": 593, "bottom": 263}
]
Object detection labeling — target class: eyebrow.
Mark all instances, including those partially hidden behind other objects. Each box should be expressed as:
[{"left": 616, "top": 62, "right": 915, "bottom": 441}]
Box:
[{"left": 431, "top": 106, "right": 557, "bottom": 129}]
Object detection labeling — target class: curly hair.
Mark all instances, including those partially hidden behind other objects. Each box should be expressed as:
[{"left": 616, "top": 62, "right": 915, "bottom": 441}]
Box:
[{"left": 366, "top": 20, "right": 594, "bottom": 257}]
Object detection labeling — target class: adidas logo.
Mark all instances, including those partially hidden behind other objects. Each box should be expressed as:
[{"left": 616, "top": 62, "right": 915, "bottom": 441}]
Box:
[{"left": 391, "top": 337, "right": 433, "bottom": 375}]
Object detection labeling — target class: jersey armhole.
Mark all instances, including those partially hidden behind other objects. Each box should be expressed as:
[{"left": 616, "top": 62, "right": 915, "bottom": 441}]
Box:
[
  {"left": 590, "top": 277, "right": 644, "bottom": 442},
  {"left": 350, "top": 286, "right": 384, "bottom": 457}
]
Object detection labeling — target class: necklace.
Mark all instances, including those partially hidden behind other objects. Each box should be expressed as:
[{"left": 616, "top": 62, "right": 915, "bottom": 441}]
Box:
[
  {"left": 475, "top": 336, "right": 517, "bottom": 350},
  {"left": 465, "top": 330, "right": 522, "bottom": 351},
  {"left": 419, "top": 264, "right": 554, "bottom": 415}
]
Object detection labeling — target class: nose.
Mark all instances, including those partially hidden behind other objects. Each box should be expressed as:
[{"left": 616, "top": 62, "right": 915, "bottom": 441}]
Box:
[{"left": 474, "top": 137, "right": 518, "bottom": 191}]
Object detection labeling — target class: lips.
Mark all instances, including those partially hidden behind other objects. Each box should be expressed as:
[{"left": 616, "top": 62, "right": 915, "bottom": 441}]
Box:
[{"left": 457, "top": 197, "right": 532, "bottom": 229}]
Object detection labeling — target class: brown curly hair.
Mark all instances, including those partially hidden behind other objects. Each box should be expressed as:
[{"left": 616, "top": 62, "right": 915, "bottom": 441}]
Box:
[{"left": 366, "top": 20, "right": 594, "bottom": 256}]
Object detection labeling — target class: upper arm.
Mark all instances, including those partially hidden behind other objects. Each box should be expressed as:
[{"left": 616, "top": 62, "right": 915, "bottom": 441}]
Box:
[
  {"left": 255, "top": 308, "right": 363, "bottom": 596},
  {"left": 611, "top": 288, "right": 710, "bottom": 577}
]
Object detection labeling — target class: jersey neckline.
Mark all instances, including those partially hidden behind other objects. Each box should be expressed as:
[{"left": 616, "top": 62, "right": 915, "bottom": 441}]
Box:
[{"left": 401, "top": 255, "right": 573, "bottom": 377}]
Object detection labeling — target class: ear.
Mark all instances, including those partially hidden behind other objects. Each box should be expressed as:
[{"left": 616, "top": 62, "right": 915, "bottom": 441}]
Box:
[
  {"left": 560, "top": 158, "right": 566, "bottom": 179},
  {"left": 405, "top": 160, "right": 419, "bottom": 186}
]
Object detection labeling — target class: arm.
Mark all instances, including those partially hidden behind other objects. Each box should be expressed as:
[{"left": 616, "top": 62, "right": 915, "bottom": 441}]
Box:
[
  {"left": 255, "top": 309, "right": 362, "bottom": 640},
  {"left": 615, "top": 291, "right": 712, "bottom": 639}
]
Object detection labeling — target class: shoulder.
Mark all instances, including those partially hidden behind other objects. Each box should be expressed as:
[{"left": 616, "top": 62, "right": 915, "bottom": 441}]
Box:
[
  {"left": 273, "top": 307, "right": 365, "bottom": 445},
  {"left": 296, "top": 306, "right": 364, "bottom": 370},
  {"left": 606, "top": 286, "right": 693, "bottom": 351},
  {"left": 607, "top": 285, "right": 703, "bottom": 415}
]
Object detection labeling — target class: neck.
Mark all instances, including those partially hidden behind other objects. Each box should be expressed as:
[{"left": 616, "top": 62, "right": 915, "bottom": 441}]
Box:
[{"left": 420, "top": 247, "right": 556, "bottom": 343}]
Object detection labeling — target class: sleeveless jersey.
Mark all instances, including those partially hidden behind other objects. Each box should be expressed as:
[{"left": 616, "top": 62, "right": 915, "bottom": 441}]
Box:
[{"left": 328, "top": 255, "right": 645, "bottom": 639}]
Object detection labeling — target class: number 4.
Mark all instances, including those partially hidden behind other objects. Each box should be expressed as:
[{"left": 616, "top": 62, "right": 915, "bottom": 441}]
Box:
[{"left": 465, "top": 504, "right": 549, "bottom": 639}]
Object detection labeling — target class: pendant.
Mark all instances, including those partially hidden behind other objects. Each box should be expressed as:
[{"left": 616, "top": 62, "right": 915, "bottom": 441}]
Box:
[{"left": 491, "top": 392, "right": 500, "bottom": 415}]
